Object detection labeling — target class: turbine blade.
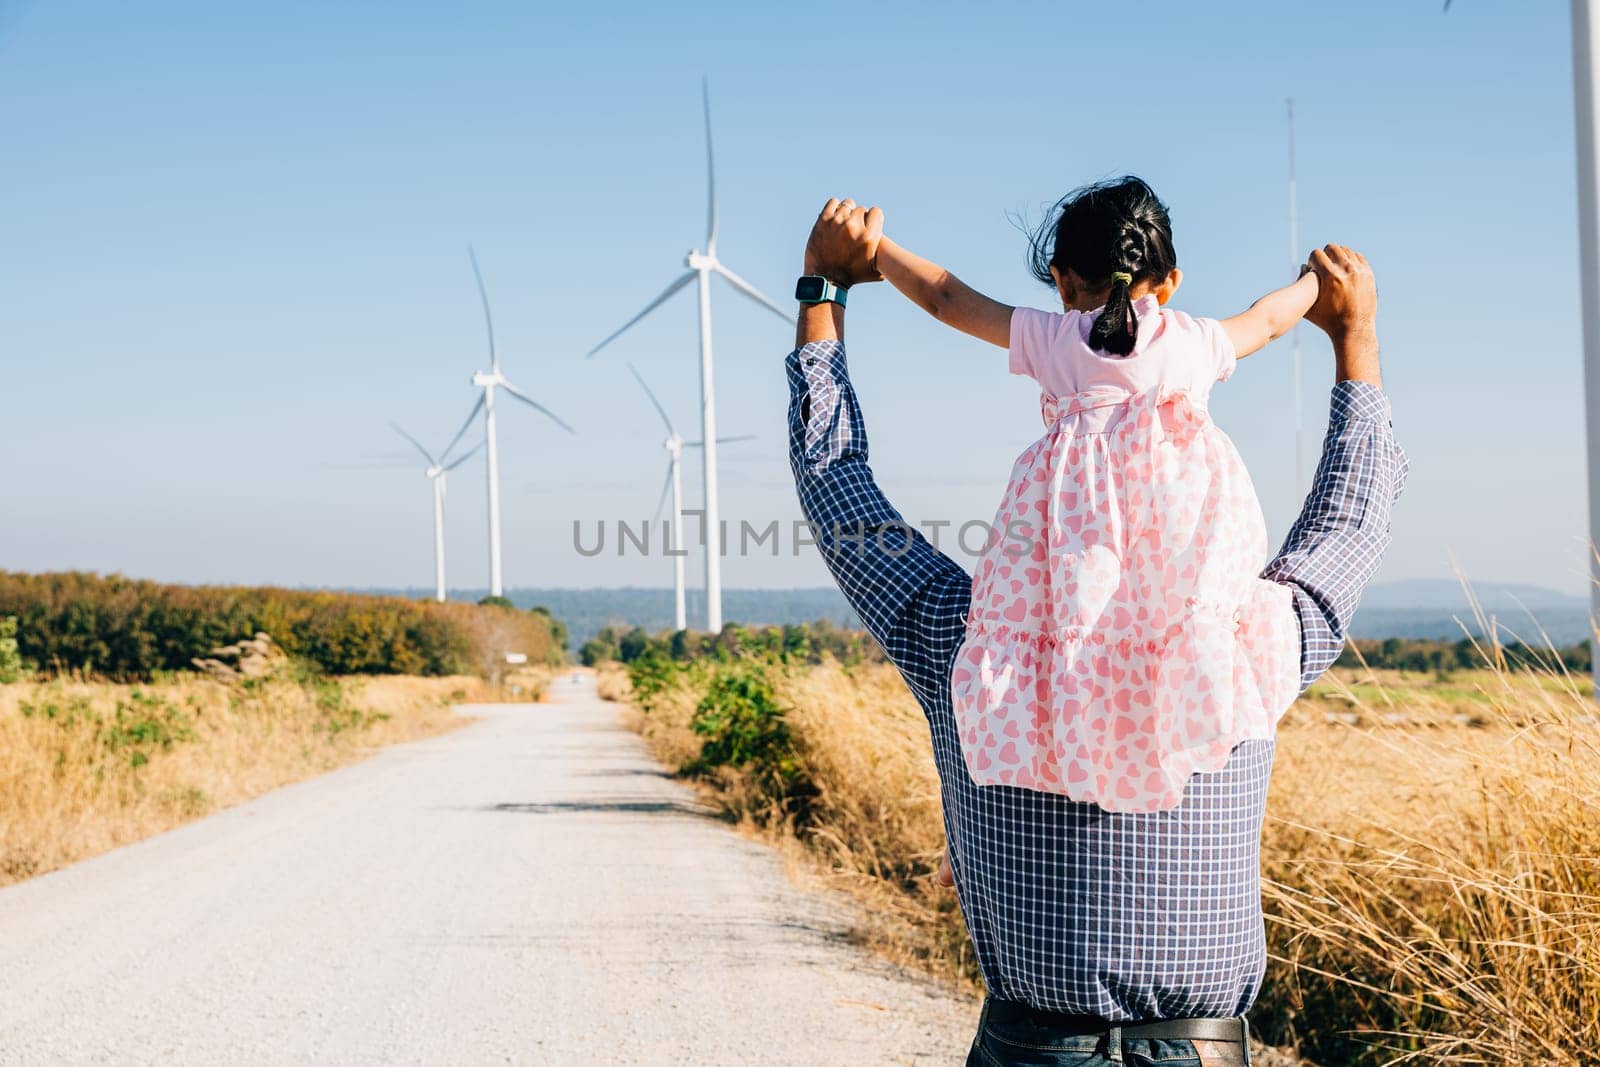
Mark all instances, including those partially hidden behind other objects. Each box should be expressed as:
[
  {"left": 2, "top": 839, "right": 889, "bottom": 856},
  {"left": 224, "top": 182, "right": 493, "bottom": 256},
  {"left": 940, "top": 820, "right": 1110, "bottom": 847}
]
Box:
[
  {"left": 628, "top": 362, "right": 675, "bottom": 436},
  {"left": 652, "top": 461, "right": 673, "bottom": 522},
  {"left": 683, "top": 434, "right": 754, "bottom": 448},
  {"left": 500, "top": 378, "right": 576, "bottom": 434},
  {"left": 702, "top": 76, "right": 718, "bottom": 253},
  {"left": 468, "top": 246, "right": 497, "bottom": 372},
  {"left": 441, "top": 393, "right": 486, "bottom": 462},
  {"left": 583, "top": 271, "right": 696, "bottom": 359},
  {"left": 389, "top": 422, "right": 437, "bottom": 467},
  {"left": 443, "top": 440, "right": 484, "bottom": 471},
  {"left": 714, "top": 264, "right": 794, "bottom": 325}
]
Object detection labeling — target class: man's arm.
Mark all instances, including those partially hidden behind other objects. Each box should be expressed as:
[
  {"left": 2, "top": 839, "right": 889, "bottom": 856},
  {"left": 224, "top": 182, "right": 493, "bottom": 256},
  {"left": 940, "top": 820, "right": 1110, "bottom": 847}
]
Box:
[
  {"left": 1262, "top": 245, "right": 1408, "bottom": 690},
  {"left": 788, "top": 200, "right": 973, "bottom": 709},
  {"left": 788, "top": 338, "right": 973, "bottom": 708}
]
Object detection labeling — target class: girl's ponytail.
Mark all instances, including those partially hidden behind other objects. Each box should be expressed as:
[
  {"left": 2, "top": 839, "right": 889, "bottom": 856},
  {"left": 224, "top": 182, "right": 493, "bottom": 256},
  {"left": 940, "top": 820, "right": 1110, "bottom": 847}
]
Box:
[
  {"left": 1027, "top": 176, "right": 1177, "bottom": 359},
  {"left": 1088, "top": 269, "right": 1138, "bottom": 356}
]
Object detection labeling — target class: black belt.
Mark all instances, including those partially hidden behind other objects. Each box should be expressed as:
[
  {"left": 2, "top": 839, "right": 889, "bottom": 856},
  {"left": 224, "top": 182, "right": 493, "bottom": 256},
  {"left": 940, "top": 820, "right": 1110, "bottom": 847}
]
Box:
[{"left": 982, "top": 997, "right": 1251, "bottom": 1050}]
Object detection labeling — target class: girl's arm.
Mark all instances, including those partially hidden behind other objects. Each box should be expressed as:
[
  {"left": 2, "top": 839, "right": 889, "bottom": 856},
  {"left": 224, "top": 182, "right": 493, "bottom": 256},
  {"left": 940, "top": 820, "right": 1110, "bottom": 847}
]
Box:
[
  {"left": 1221, "top": 269, "right": 1320, "bottom": 358},
  {"left": 876, "top": 236, "right": 1014, "bottom": 348}
]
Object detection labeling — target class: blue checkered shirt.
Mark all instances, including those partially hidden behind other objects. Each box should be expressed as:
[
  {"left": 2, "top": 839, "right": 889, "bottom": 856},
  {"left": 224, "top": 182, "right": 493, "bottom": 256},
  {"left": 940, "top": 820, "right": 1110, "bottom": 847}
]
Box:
[{"left": 785, "top": 339, "right": 1407, "bottom": 1021}]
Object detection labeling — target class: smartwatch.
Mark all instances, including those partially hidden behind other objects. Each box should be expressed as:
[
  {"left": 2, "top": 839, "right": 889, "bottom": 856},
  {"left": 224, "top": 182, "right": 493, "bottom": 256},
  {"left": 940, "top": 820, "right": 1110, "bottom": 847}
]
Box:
[{"left": 795, "top": 275, "right": 848, "bottom": 307}]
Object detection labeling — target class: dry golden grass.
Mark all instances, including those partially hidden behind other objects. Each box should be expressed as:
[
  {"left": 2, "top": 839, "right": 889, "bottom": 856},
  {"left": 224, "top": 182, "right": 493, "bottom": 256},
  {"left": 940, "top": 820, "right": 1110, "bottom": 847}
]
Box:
[
  {"left": 1263, "top": 657, "right": 1600, "bottom": 1065},
  {"left": 615, "top": 653, "right": 1600, "bottom": 1065},
  {"left": 0, "top": 671, "right": 502, "bottom": 887}
]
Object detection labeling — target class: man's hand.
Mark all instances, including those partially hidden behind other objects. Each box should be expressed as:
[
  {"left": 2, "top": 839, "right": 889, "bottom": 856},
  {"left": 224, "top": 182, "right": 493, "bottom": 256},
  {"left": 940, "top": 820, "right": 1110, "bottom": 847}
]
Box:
[
  {"left": 804, "top": 198, "right": 884, "bottom": 287},
  {"left": 1305, "top": 243, "right": 1381, "bottom": 387}
]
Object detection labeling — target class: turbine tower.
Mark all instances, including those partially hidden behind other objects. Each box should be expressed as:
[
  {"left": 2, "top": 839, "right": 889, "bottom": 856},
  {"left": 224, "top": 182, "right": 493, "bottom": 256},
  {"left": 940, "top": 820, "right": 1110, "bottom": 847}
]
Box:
[
  {"left": 444, "top": 247, "right": 575, "bottom": 598},
  {"left": 391, "top": 423, "right": 481, "bottom": 603},
  {"left": 629, "top": 363, "right": 753, "bottom": 632},
  {"left": 1572, "top": 0, "right": 1600, "bottom": 694},
  {"left": 1288, "top": 97, "right": 1305, "bottom": 501},
  {"left": 585, "top": 79, "right": 794, "bottom": 633}
]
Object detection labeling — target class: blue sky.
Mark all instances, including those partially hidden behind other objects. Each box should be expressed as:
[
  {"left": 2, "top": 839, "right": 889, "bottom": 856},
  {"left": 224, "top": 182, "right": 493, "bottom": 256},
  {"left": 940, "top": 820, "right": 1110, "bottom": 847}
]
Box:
[{"left": 0, "top": 0, "right": 1588, "bottom": 598}]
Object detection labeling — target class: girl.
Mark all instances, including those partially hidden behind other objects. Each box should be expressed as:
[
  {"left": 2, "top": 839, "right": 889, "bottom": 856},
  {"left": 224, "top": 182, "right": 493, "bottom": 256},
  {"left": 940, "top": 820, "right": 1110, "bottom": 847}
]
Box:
[{"left": 876, "top": 176, "right": 1318, "bottom": 813}]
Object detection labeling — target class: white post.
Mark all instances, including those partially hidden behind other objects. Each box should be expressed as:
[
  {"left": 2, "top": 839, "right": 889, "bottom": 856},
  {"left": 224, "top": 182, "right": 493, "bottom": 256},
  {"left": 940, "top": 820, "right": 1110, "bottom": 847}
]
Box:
[
  {"left": 432, "top": 475, "right": 447, "bottom": 603},
  {"left": 484, "top": 387, "right": 504, "bottom": 599},
  {"left": 1288, "top": 97, "right": 1305, "bottom": 502},
  {"left": 671, "top": 449, "right": 687, "bottom": 631},
  {"left": 695, "top": 267, "right": 723, "bottom": 634},
  {"left": 1572, "top": 0, "right": 1600, "bottom": 693}
]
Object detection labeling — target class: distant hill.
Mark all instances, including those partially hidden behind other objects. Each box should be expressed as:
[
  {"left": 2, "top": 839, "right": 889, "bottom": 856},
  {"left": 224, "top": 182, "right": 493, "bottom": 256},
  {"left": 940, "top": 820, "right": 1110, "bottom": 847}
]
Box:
[
  {"left": 358, "top": 580, "right": 1593, "bottom": 650},
  {"left": 1356, "top": 579, "right": 1587, "bottom": 613},
  {"left": 1351, "top": 580, "right": 1591, "bottom": 646}
]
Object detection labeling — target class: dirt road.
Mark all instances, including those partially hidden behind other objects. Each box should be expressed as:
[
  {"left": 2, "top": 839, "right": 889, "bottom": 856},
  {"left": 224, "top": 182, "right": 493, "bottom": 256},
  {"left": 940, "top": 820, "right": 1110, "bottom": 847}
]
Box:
[{"left": 0, "top": 673, "right": 974, "bottom": 1066}]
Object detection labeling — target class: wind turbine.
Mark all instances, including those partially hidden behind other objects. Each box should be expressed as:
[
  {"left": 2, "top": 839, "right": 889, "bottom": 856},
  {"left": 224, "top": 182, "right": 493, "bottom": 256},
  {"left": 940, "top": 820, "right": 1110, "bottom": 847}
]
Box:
[
  {"left": 585, "top": 79, "right": 794, "bottom": 633},
  {"left": 628, "top": 363, "right": 754, "bottom": 631},
  {"left": 442, "top": 247, "right": 575, "bottom": 599},
  {"left": 391, "top": 423, "right": 481, "bottom": 603}
]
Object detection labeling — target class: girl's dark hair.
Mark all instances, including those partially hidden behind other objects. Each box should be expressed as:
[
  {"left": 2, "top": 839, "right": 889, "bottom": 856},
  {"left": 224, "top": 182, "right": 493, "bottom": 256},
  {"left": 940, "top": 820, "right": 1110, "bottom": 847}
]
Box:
[{"left": 1026, "top": 176, "right": 1177, "bottom": 356}]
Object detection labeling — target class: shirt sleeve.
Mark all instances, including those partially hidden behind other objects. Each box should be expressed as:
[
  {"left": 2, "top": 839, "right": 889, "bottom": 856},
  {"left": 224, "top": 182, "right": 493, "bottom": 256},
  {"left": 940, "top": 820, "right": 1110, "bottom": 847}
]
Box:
[
  {"left": 1008, "top": 306, "right": 1065, "bottom": 381},
  {"left": 1261, "top": 380, "right": 1409, "bottom": 690},
  {"left": 1197, "top": 316, "right": 1238, "bottom": 383},
  {"left": 786, "top": 340, "right": 974, "bottom": 714}
]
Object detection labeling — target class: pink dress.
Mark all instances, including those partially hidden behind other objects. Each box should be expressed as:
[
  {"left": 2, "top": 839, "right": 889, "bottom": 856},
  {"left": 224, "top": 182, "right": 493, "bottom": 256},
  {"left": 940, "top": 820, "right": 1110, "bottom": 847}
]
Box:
[{"left": 951, "top": 295, "right": 1302, "bottom": 813}]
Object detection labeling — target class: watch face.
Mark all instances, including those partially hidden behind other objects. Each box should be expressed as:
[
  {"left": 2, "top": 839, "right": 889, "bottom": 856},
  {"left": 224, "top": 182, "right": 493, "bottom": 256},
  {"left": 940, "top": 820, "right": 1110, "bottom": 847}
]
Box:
[{"left": 794, "top": 276, "right": 827, "bottom": 302}]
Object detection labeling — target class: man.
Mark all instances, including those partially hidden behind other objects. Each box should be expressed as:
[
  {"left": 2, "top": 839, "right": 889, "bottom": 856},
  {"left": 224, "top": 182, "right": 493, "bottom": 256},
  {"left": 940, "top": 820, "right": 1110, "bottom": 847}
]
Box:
[{"left": 785, "top": 199, "right": 1406, "bottom": 1067}]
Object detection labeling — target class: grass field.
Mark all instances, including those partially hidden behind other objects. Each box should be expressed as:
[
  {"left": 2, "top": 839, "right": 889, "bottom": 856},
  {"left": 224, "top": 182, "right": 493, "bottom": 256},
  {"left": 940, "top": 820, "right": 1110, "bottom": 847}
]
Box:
[
  {"left": 607, "top": 654, "right": 1600, "bottom": 1066},
  {"left": 0, "top": 665, "right": 552, "bottom": 888}
]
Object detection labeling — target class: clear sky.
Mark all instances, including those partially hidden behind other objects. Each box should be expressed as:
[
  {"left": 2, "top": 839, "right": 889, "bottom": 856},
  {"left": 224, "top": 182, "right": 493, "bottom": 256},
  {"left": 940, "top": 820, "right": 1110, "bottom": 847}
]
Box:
[{"left": 0, "top": 0, "right": 1588, "bottom": 599}]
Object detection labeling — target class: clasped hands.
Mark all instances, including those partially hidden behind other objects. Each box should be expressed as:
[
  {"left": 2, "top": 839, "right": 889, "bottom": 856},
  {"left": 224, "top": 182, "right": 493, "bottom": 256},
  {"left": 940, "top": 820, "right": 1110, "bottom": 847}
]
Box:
[{"left": 804, "top": 198, "right": 884, "bottom": 287}]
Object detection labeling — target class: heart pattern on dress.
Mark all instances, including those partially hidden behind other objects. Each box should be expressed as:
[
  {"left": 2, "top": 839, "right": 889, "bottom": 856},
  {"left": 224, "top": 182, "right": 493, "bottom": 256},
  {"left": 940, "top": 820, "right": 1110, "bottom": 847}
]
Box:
[{"left": 952, "top": 385, "right": 1301, "bottom": 813}]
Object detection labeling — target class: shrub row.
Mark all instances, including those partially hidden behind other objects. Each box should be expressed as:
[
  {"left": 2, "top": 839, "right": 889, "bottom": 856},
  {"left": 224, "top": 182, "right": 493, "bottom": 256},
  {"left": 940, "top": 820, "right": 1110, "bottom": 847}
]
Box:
[
  {"left": 0, "top": 571, "right": 565, "bottom": 679},
  {"left": 1337, "top": 634, "right": 1591, "bottom": 674},
  {"left": 580, "top": 618, "right": 884, "bottom": 669}
]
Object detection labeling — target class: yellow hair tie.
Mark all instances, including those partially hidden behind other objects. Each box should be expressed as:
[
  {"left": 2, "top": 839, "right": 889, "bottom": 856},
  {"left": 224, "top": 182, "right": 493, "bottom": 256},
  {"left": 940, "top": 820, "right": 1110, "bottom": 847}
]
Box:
[{"left": 1110, "top": 271, "right": 1133, "bottom": 285}]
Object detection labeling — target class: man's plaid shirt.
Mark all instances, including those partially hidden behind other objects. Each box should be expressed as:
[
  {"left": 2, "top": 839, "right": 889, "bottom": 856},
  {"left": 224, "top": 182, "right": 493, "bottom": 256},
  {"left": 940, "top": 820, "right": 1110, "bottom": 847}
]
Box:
[{"left": 786, "top": 339, "right": 1407, "bottom": 1021}]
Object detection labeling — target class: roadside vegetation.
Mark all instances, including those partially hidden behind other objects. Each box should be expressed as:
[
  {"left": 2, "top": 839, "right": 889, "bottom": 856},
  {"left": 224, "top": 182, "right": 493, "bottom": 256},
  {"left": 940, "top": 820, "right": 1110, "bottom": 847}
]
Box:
[
  {"left": 595, "top": 620, "right": 1600, "bottom": 1067},
  {"left": 0, "top": 573, "right": 567, "bottom": 888},
  {"left": 0, "top": 665, "right": 542, "bottom": 886}
]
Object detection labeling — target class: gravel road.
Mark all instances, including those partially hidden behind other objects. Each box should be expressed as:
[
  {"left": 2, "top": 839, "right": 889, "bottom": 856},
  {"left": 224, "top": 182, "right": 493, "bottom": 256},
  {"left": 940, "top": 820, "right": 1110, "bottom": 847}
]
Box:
[{"left": 0, "top": 673, "right": 975, "bottom": 1066}]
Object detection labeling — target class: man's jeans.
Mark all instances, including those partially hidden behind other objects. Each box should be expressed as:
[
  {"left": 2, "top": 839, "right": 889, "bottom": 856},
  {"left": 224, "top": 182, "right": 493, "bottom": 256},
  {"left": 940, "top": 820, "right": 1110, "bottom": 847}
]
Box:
[{"left": 967, "top": 1002, "right": 1249, "bottom": 1066}]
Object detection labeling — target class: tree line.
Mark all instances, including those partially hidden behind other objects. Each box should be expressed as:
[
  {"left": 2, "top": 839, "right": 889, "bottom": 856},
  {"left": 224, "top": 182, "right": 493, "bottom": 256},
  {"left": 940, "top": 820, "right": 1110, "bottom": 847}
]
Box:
[
  {"left": 1337, "top": 635, "right": 1591, "bottom": 674},
  {"left": 580, "top": 618, "right": 884, "bottom": 669},
  {"left": 0, "top": 571, "right": 568, "bottom": 680}
]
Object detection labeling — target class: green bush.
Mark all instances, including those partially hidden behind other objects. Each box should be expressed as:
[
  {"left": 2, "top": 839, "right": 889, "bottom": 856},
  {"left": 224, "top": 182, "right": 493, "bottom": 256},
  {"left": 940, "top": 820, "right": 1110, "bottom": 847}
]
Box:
[
  {"left": 0, "top": 571, "right": 566, "bottom": 680},
  {"left": 102, "top": 690, "right": 196, "bottom": 766},
  {"left": 0, "top": 616, "right": 23, "bottom": 683},
  {"left": 688, "top": 665, "right": 801, "bottom": 788}
]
